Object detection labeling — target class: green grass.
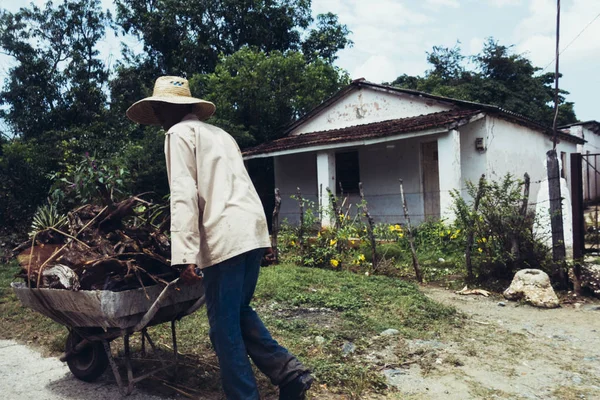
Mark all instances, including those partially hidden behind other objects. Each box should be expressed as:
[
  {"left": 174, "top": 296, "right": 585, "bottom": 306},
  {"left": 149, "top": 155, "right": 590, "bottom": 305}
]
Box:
[{"left": 0, "top": 262, "right": 457, "bottom": 398}]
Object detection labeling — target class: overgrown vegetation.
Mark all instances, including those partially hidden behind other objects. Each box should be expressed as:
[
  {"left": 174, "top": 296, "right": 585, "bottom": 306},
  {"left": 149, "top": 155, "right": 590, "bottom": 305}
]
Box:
[
  {"left": 0, "top": 261, "right": 457, "bottom": 398},
  {"left": 278, "top": 175, "right": 553, "bottom": 284}
]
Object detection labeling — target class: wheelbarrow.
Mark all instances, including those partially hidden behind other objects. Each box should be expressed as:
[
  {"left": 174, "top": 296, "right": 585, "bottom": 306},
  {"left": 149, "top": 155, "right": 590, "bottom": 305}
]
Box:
[{"left": 11, "top": 278, "right": 205, "bottom": 396}]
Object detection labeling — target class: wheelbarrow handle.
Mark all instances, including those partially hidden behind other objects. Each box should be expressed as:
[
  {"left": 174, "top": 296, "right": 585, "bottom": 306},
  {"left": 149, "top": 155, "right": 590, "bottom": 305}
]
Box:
[{"left": 133, "top": 278, "right": 180, "bottom": 332}]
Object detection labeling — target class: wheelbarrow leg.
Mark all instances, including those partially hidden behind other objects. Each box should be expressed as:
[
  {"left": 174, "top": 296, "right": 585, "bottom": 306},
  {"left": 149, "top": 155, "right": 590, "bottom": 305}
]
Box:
[
  {"left": 142, "top": 329, "right": 168, "bottom": 371},
  {"left": 124, "top": 334, "right": 135, "bottom": 395},
  {"left": 141, "top": 329, "right": 146, "bottom": 357},
  {"left": 171, "top": 320, "right": 178, "bottom": 380},
  {"left": 102, "top": 340, "right": 128, "bottom": 396}
]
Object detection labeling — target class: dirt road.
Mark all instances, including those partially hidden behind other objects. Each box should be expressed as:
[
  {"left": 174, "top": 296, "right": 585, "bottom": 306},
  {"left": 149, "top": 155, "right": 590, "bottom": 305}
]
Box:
[
  {"left": 383, "top": 287, "right": 600, "bottom": 400},
  {"left": 0, "top": 340, "right": 172, "bottom": 400},
  {"left": 2, "top": 287, "right": 599, "bottom": 400}
]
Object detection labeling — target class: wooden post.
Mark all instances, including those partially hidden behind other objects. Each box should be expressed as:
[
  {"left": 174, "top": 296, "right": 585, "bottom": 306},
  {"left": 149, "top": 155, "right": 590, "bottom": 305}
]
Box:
[
  {"left": 319, "top": 184, "right": 323, "bottom": 227},
  {"left": 511, "top": 173, "right": 530, "bottom": 271},
  {"left": 358, "top": 182, "right": 377, "bottom": 271},
  {"left": 547, "top": 150, "right": 567, "bottom": 286},
  {"left": 571, "top": 153, "right": 584, "bottom": 295},
  {"left": 465, "top": 175, "right": 486, "bottom": 281},
  {"left": 272, "top": 188, "right": 282, "bottom": 264},
  {"left": 399, "top": 179, "right": 422, "bottom": 283},
  {"left": 296, "top": 187, "right": 304, "bottom": 253},
  {"left": 326, "top": 187, "right": 340, "bottom": 230}
]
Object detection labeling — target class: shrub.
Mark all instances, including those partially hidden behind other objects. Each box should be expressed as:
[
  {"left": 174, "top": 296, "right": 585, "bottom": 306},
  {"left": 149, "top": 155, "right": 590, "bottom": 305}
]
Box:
[{"left": 452, "top": 174, "right": 552, "bottom": 279}]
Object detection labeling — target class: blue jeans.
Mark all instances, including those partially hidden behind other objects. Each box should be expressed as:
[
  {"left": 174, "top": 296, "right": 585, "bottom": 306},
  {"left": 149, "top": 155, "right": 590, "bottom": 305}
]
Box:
[{"left": 202, "top": 248, "right": 307, "bottom": 399}]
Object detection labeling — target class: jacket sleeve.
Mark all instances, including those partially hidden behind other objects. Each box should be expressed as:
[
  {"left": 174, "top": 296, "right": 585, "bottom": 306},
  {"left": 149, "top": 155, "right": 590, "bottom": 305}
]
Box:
[{"left": 165, "top": 128, "right": 200, "bottom": 265}]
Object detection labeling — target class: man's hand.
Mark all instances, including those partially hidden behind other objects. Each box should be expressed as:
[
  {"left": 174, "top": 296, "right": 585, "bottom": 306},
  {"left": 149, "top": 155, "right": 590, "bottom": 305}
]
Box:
[
  {"left": 179, "top": 264, "right": 202, "bottom": 285},
  {"left": 262, "top": 247, "right": 276, "bottom": 266}
]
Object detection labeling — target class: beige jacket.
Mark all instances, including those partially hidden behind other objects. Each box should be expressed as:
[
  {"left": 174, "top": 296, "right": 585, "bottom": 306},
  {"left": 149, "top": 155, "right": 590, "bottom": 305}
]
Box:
[{"left": 164, "top": 114, "right": 270, "bottom": 268}]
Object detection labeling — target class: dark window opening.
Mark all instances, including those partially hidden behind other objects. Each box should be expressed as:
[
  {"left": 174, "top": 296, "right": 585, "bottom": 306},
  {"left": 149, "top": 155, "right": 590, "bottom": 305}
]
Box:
[{"left": 336, "top": 151, "right": 360, "bottom": 194}]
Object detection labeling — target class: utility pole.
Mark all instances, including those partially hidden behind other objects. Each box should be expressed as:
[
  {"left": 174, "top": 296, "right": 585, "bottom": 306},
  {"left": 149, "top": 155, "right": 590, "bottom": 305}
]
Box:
[{"left": 548, "top": 0, "right": 567, "bottom": 286}]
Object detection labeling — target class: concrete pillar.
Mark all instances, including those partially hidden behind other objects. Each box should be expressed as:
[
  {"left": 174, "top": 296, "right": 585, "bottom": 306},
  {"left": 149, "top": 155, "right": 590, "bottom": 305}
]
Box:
[
  {"left": 317, "top": 151, "right": 336, "bottom": 227},
  {"left": 437, "top": 129, "right": 461, "bottom": 221}
]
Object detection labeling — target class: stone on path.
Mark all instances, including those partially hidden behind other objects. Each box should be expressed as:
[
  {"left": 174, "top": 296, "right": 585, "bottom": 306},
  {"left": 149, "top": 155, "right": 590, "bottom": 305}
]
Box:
[
  {"left": 503, "top": 269, "right": 559, "bottom": 308},
  {"left": 380, "top": 329, "right": 400, "bottom": 336}
]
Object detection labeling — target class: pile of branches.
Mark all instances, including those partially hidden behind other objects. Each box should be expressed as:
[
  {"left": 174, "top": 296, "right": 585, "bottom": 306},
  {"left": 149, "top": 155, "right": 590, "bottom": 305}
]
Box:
[{"left": 13, "top": 196, "right": 178, "bottom": 292}]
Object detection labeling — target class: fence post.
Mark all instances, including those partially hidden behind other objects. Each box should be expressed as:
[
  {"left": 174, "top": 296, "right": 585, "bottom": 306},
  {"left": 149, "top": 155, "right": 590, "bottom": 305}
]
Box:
[
  {"left": 571, "top": 153, "right": 584, "bottom": 295},
  {"left": 547, "top": 149, "right": 567, "bottom": 287},
  {"left": 465, "top": 174, "right": 486, "bottom": 281},
  {"left": 399, "top": 179, "right": 422, "bottom": 283},
  {"left": 571, "top": 153, "right": 584, "bottom": 260},
  {"left": 358, "top": 182, "right": 377, "bottom": 271},
  {"left": 296, "top": 187, "right": 304, "bottom": 254},
  {"left": 272, "top": 188, "right": 282, "bottom": 264}
]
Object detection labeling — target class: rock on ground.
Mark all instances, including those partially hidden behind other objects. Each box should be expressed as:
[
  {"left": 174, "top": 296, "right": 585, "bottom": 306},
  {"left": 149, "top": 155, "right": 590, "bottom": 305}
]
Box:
[{"left": 503, "top": 269, "right": 559, "bottom": 308}]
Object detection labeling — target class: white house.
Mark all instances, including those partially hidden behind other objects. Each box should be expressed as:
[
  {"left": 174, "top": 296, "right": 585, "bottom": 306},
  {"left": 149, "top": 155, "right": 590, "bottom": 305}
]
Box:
[
  {"left": 243, "top": 79, "right": 584, "bottom": 226},
  {"left": 561, "top": 121, "right": 600, "bottom": 203}
]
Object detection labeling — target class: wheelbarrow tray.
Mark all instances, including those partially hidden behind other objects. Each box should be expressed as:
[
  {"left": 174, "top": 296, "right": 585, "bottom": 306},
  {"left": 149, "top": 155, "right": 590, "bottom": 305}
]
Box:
[{"left": 11, "top": 282, "right": 204, "bottom": 330}]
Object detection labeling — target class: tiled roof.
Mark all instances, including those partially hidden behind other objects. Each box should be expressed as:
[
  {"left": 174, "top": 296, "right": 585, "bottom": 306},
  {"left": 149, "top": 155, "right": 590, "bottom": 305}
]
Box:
[{"left": 243, "top": 109, "right": 481, "bottom": 157}]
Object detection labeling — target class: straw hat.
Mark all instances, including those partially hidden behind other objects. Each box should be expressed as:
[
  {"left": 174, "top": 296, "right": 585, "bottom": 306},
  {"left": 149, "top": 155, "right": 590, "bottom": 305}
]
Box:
[{"left": 126, "top": 76, "right": 216, "bottom": 125}]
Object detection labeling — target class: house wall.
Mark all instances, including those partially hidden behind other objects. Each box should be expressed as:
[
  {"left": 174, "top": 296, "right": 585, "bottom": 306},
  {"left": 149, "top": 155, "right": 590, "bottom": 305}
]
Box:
[
  {"left": 274, "top": 135, "right": 444, "bottom": 225},
  {"left": 290, "top": 87, "right": 453, "bottom": 135},
  {"left": 482, "top": 116, "right": 577, "bottom": 203},
  {"left": 459, "top": 118, "right": 488, "bottom": 192},
  {"left": 274, "top": 152, "right": 318, "bottom": 224},
  {"left": 355, "top": 137, "right": 428, "bottom": 224}
]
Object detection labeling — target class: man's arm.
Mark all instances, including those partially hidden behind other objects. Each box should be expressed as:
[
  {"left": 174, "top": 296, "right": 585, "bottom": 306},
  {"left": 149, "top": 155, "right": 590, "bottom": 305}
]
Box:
[{"left": 166, "top": 128, "right": 201, "bottom": 282}]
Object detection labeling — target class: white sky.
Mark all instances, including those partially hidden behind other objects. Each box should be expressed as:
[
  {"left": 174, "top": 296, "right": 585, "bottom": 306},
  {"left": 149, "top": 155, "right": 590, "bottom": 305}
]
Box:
[{"left": 1, "top": 0, "right": 599, "bottom": 121}]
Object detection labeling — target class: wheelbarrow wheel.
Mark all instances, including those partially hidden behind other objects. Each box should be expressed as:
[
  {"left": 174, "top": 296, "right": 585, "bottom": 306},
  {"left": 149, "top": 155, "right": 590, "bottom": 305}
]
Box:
[{"left": 65, "top": 330, "right": 109, "bottom": 382}]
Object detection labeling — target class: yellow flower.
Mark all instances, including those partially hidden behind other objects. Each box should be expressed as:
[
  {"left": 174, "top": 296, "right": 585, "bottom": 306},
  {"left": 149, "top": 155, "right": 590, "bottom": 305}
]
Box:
[
  {"left": 399, "top": 233, "right": 404, "bottom": 238},
  {"left": 394, "top": 224, "right": 402, "bottom": 231},
  {"left": 330, "top": 239, "right": 337, "bottom": 246},
  {"left": 388, "top": 225, "right": 394, "bottom": 232},
  {"left": 455, "top": 229, "right": 461, "bottom": 235},
  {"left": 317, "top": 232, "right": 321, "bottom": 238},
  {"left": 358, "top": 254, "right": 366, "bottom": 261},
  {"left": 330, "top": 259, "right": 339, "bottom": 267},
  {"left": 477, "top": 248, "right": 483, "bottom": 253},
  {"left": 481, "top": 237, "right": 487, "bottom": 243},
  {"left": 290, "top": 240, "right": 296, "bottom": 246},
  {"left": 447, "top": 230, "right": 451, "bottom": 235},
  {"left": 350, "top": 240, "right": 356, "bottom": 245}
]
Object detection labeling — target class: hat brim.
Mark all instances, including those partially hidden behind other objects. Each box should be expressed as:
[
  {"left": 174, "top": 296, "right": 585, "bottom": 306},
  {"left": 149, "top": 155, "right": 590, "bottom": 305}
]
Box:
[{"left": 126, "top": 96, "right": 216, "bottom": 126}]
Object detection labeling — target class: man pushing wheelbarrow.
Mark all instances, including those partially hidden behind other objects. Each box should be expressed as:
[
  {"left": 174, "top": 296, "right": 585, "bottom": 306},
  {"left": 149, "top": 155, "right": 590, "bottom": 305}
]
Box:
[{"left": 126, "top": 76, "right": 314, "bottom": 400}]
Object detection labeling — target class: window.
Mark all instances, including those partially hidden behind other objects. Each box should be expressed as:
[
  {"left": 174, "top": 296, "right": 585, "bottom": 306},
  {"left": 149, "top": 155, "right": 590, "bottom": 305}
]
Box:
[{"left": 336, "top": 151, "right": 360, "bottom": 194}]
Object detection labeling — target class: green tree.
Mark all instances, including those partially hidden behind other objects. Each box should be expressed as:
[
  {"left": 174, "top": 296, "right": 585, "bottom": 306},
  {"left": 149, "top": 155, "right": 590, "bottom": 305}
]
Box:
[
  {"left": 115, "top": 0, "right": 315, "bottom": 76},
  {"left": 302, "top": 12, "right": 352, "bottom": 63},
  {"left": 193, "top": 47, "right": 350, "bottom": 147},
  {"left": 0, "top": 0, "right": 112, "bottom": 140},
  {"left": 388, "top": 38, "right": 577, "bottom": 127}
]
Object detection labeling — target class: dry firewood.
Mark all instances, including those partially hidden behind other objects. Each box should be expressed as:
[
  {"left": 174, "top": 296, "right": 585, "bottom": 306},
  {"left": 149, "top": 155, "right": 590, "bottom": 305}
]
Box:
[{"left": 98, "top": 197, "right": 138, "bottom": 231}]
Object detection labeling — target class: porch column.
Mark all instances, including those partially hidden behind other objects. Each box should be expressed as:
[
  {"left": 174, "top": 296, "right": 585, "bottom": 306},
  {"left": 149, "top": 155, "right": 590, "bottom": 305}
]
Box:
[
  {"left": 317, "top": 151, "right": 336, "bottom": 227},
  {"left": 437, "top": 129, "right": 461, "bottom": 221}
]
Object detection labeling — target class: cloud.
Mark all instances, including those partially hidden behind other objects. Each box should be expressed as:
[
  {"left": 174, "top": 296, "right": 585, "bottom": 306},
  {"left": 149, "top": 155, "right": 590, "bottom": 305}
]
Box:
[
  {"left": 424, "top": 0, "right": 461, "bottom": 10},
  {"left": 515, "top": 0, "right": 600, "bottom": 69},
  {"left": 489, "top": 0, "right": 522, "bottom": 7},
  {"left": 312, "top": 0, "right": 434, "bottom": 82}
]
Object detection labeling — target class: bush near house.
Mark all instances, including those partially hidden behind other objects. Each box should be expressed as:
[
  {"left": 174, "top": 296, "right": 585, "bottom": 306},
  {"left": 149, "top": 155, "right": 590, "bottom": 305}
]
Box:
[{"left": 277, "top": 174, "right": 553, "bottom": 283}]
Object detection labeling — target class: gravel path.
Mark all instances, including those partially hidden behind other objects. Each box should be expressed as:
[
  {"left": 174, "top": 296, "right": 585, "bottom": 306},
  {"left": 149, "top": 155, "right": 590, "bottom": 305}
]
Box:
[{"left": 0, "top": 340, "right": 171, "bottom": 400}]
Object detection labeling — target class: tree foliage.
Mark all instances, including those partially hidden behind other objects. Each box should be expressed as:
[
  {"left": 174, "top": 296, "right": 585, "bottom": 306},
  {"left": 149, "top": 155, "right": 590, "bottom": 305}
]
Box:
[
  {"left": 0, "top": 0, "right": 351, "bottom": 239},
  {"left": 0, "top": 0, "right": 111, "bottom": 140},
  {"left": 388, "top": 38, "right": 578, "bottom": 127},
  {"left": 194, "top": 48, "right": 350, "bottom": 146}
]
